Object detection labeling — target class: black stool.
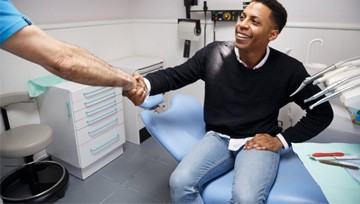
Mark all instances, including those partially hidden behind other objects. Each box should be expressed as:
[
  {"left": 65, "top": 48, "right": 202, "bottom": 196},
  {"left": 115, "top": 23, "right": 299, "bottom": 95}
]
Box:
[{"left": 0, "top": 92, "right": 69, "bottom": 203}]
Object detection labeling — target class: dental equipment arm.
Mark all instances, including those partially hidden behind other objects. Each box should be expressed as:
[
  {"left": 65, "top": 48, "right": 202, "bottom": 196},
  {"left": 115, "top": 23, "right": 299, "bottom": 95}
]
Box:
[
  {"left": 290, "top": 56, "right": 360, "bottom": 97},
  {"left": 309, "top": 83, "right": 360, "bottom": 110},
  {"left": 304, "top": 74, "right": 360, "bottom": 103}
]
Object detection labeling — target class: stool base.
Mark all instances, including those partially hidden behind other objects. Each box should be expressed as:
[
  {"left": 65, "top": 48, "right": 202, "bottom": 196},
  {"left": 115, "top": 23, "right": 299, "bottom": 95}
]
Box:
[{"left": 0, "top": 160, "right": 69, "bottom": 203}]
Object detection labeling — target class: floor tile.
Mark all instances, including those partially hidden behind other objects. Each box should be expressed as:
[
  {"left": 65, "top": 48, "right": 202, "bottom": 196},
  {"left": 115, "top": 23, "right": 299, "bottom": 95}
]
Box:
[
  {"left": 101, "top": 185, "right": 160, "bottom": 203},
  {"left": 55, "top": 173, "right": 120, "bottom": 203},
  {"left": 155, "top": 148, "right": 178, "bottom": 168},
  {"left": 124, "top": 138, "right": 165, "bottom": 160},
  {"left": 98, "top": 151, "right": 153, "bottom": 184},
  {"left": 50, "top": 137, "right": 178, "bottom": 203},
  {"left": 127, "top": 160, "right": 175, "bottom": 203}
]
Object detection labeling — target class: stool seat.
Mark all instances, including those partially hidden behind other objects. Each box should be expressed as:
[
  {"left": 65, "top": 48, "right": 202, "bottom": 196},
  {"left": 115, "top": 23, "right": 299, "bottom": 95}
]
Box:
[{"left": 0, "top": 124, "right": 53, "bottom": 158}]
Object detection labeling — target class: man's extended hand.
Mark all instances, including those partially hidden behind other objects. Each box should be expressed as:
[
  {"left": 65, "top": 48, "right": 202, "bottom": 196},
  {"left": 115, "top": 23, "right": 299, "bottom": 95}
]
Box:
[
  {"left": 244, "top": 133, "right": 283, "bottom": 152},
  {"left": 122, "top": 73, "right": 147, "bottom": 106}
]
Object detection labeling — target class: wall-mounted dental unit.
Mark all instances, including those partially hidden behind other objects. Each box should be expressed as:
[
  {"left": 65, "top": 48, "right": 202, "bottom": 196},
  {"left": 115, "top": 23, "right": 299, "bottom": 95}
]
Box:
[
  {"left": 178, "top": 18, "right": 201, "bottom": 58},
  {"left": 179, "top": 0, "right": 201, "bottom": 58},
  {"left": 190, "top": 1, "right": 249, "bottom": 42},
  {"left": 292, "top": 56, "right": 360, "bottom": 125}
]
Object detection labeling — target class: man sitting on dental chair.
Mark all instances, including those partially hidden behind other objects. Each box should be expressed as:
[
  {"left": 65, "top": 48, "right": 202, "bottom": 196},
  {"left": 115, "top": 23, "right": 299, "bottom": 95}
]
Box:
[{"left": 123, "top": 0, "right": 334, "bottom": 203}]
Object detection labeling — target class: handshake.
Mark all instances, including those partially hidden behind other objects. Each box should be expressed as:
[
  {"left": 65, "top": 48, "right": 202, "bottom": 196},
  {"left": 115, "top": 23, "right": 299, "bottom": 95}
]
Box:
[{"left": 122, "top": 72, "right": 148, "bottom": 106}]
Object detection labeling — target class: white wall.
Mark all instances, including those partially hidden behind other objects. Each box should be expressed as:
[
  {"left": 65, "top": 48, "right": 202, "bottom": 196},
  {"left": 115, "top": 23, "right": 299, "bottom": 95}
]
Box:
[
  {"left": 12, "top": 0, "right": 133, "bottom": 24},
  {"left": 280, "top": 0, "right": 360, "bottom": 24}
]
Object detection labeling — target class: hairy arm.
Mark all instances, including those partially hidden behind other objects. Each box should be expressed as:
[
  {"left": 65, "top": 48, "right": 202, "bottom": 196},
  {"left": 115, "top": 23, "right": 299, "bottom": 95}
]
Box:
[{"left": 0, "top": 25, "right": 136, "bottom": 90}]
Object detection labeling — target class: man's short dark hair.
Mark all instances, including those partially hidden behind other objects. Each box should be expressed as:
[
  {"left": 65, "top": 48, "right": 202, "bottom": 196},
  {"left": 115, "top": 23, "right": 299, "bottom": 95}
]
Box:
[{"left": 252, "top": 0, "right": 287, "bottom": 33}]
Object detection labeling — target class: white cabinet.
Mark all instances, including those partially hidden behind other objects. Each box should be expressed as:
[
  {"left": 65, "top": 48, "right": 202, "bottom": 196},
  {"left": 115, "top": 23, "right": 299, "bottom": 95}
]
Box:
[
  {"left": 109, "top": 56, "right": 165, "bottom": 145},
  {"left": 38, "top": 81, "right": 125, "bottom": 179}
]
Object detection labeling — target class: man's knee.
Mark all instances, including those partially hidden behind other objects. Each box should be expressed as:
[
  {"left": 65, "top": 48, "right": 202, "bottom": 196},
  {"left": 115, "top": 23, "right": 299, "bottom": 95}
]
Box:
[
  {"left": 169, "top": 170, "right": 181, "bottom": 190},
  {"left": 169, "top": 168, "right": 191, "bottom": 191}
]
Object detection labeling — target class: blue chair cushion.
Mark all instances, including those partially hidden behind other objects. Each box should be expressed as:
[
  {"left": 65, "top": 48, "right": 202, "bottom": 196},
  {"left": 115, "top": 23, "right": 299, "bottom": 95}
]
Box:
[
  {"left": 201, "top": 148, "right": 328, "bottom": 204},
  {"left": 140, "top": 94, "right": 328, "bottom": 203}
]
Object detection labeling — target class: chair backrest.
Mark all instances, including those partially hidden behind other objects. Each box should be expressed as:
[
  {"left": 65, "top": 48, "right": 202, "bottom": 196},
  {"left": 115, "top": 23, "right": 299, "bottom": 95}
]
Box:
[
  {"left": 0, "top": 91, "right": 31, "bottom": 108},
  {"left": 0, "top": 92, "right": 32, "bottom": 130},
  {"left": 140, "top": 94, "right": 206, "bottom": 162}
]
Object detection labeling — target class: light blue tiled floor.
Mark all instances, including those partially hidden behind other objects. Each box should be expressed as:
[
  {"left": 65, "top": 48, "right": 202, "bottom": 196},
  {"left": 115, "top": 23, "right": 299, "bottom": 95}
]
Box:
[{"left": 55, "top": 137, "right": 178, "bottom": 203}]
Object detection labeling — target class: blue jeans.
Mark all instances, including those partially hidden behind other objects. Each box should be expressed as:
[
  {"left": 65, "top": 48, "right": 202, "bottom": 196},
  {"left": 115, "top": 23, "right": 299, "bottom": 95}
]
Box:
[{"left": 169, "top": 131, "right": 281, "bottom": 204}]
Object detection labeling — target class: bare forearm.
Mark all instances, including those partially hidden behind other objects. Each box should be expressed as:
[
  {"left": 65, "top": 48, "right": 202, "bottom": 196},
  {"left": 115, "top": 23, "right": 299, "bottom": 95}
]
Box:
[
  {"left": 1, "top": 25, "right": 136, "bottom": 90},
  {"left": 47, "top": 43, "right": 135, "bottom": 90}
]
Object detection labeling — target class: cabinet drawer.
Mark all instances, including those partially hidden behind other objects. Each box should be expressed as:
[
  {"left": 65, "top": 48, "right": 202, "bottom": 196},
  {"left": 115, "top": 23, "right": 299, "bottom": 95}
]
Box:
[
  {"left": 76, "top": 113, "right": 124, "bottom": 146},
  {"left": 74, "top": 104, "right": 123, "bottom": 131},
  {"left": 78, "top": 125, "right": 125, "bottom": 168},
  {"left": 72, "top": 88, "right": 122, "bottom": 113},
  {"left": 71, "top": 86, "right": 112, "bottom": 103},
  {"left": 73, "top": 98, "right": 122, "bottom": 122}
]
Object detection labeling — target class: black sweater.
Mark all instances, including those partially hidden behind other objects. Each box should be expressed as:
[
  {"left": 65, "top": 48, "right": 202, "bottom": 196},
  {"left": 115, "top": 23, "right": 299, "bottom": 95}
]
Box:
[{"left": 146, "top": 41, "right": 333, "bottom": 146}]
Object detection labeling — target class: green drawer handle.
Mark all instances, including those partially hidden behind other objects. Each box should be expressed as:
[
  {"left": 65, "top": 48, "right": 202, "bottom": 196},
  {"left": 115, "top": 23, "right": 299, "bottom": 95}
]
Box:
[
  {"left": 88, "top": 118, "right": 119, "bottom": 136},
  {"left": 85, "top": 100, "right": 117, "bottom": 116},
  {"left": 86, "top": 108, "right": 117, "bottom": 125},
  {"left": 83, "top": 87, "right": 112, "bottom": 98},
  {"left": 90, "top": 134, "right": 120, "bottom": 154},
  {"left": 84, "top": 92, "right": 116, "bottom": 107},
  {"left": 66, "top": 102, "right": 72, "bottom": 118}
]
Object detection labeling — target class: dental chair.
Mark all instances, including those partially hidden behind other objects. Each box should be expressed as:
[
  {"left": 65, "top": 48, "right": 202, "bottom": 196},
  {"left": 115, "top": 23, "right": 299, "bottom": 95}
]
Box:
[
  {"left": 139, "top": 94, "right": 165, "bottom": 112},
  {"left": 141, "top": 94, "right": 328, "bottom": 203},
  {"left": 0, "top": 92, "right": 69, "bottom": 203}
]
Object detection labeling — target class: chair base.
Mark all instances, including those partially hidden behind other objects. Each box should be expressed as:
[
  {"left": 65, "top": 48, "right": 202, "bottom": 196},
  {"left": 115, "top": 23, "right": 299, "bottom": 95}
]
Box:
[{"left": 0, "top": 160, "right": 69, "bottom": 203}]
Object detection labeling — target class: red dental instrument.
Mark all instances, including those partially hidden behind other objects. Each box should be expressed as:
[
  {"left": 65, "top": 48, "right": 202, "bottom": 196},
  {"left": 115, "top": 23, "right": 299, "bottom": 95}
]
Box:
[{"left": 312, "top": 152, "right": 345, "bottom": 157}]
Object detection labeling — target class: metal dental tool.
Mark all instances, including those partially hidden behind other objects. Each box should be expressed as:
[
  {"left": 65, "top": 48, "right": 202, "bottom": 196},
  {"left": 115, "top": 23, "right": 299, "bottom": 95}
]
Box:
[
  {"left": 290, "top": 56, "right": 360, "bottom": 97},
  {"left": 309, "top": 83, "right": 360, "bottom": 110},
  {"left": 304, "top": 74, "right": 360, "bottom": 103}
]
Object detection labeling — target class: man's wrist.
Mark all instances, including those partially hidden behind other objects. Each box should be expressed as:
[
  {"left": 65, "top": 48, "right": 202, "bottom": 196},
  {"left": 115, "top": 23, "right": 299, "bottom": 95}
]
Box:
[
  {"left": 144, "top": 78, "right": 151, "bottom": 96},
  {"left": 276, "top": 133, "right": 289, "bottom": 149}
]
